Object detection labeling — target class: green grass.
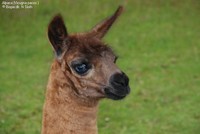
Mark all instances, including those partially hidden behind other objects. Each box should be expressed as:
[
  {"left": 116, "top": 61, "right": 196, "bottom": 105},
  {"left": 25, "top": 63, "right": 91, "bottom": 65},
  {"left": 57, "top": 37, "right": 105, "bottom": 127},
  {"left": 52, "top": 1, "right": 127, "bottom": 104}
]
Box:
[{"left": 0, "top": 0, "right": 200, "bottom": 134}]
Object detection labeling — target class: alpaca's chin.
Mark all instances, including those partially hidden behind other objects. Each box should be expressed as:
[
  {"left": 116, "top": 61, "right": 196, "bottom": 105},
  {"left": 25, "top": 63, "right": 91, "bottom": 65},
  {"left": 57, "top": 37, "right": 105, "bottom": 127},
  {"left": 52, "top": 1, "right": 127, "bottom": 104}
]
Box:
[
  {"left": 104, "top": 87, "right": 130, "bottom": 100},
  {"left": 106, "top": 92, "right": 126, "bottom": 100}
]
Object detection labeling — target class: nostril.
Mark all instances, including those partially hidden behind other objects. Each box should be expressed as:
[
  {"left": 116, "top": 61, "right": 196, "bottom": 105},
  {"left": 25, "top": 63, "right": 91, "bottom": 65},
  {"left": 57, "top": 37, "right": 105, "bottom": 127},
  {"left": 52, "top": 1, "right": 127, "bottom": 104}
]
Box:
[
  {"left": 123, "top": 73, "right": 129, "bottom": 86},
  {"left": 113, "top": 80, "right": 125, "bottom": 86},
  {"left": 110, "top": 72, "right": 129, "bottom": 87}
]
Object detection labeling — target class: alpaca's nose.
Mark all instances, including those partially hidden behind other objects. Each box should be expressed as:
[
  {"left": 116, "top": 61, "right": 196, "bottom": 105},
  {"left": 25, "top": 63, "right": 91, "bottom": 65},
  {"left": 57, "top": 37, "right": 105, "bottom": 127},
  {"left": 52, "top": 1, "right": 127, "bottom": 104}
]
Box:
[
  {"left": 109, "top": 72, "right": 130, "bottom": 95},
  {"left": 104, "top": 72, "right": 130, "bottom": 100},
  {"left": 110, "top": 72, "right": 129, "bottom": 88}
]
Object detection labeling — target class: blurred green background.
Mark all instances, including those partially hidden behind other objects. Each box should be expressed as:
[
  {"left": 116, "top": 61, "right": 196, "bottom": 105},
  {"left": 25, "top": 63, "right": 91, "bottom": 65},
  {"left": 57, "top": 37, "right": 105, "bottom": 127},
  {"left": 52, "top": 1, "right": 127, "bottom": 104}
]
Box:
[{"left": 0, "top": 0, "right": 200, "bottom": 134}]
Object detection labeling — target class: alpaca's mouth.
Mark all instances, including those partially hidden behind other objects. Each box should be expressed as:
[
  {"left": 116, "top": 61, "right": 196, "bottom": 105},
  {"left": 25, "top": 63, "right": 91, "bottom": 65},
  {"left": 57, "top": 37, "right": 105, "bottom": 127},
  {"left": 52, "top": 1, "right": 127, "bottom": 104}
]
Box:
[{"left": 104, "top": 87, "right": 129, "bottom": 100}]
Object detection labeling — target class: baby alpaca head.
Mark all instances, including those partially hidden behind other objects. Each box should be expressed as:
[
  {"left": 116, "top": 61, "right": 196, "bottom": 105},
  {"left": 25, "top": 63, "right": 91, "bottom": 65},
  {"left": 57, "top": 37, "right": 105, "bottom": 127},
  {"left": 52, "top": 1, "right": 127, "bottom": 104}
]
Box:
[{"left": 48, "top": 6, "right": 130, "bottom": 101}]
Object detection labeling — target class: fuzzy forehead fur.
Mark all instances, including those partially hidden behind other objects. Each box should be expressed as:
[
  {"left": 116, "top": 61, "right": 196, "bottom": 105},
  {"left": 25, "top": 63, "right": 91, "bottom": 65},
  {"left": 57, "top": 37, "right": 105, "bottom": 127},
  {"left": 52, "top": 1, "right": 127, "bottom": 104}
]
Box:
[{"left": 63, "top": 34, "right": 116, "bottom": 61}]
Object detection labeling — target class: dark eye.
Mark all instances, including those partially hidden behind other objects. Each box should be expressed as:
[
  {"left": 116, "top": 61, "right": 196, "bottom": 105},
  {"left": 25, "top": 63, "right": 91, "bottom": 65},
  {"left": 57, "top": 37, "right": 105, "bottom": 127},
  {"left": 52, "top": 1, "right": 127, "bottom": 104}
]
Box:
[
  {"left": 114, "top": 56, "right": 118, "bottom": 63},
  {"left": 72, "top": 62, "right": 91, "bottom": 75},
  {"left": 75, "top": 64, "right": 88, "bottom": 74}
]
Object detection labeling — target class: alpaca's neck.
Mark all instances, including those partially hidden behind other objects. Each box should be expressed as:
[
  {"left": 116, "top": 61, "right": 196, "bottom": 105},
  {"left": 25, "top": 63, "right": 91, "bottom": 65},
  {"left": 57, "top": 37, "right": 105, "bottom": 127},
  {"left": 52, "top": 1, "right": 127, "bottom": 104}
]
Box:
[{"left": 42, "top": 61, "right": 98, "bottom": 134}]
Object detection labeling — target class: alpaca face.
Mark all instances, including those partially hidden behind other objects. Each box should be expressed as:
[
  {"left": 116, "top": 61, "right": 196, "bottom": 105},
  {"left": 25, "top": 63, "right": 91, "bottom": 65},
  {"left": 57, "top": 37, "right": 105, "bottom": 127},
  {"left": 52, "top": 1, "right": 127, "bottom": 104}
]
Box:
[{"left": 48, "top": 6, "right": 130, "bottom": 100}]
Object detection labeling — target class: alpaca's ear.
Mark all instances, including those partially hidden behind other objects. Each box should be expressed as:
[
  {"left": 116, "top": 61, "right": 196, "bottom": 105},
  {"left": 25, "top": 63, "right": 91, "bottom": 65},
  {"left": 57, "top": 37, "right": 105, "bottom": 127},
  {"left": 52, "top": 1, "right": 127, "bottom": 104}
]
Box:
[
  {"left": 89, "top": 6, "right": 123, "bottom": 39},
  {"left": 48, "top": 14, "right": 68, "bottom": 58}
]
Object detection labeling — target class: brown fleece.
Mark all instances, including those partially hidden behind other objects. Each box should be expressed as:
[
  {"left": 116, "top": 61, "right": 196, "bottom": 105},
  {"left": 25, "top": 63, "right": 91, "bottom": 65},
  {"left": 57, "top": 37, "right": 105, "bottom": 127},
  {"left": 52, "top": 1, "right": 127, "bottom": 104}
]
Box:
[
  {"left": 42, "top": 6, "right": 124, "bottom": 134},
  {"left": 42, "top": 61, "right": 98, "bottom": 134}
]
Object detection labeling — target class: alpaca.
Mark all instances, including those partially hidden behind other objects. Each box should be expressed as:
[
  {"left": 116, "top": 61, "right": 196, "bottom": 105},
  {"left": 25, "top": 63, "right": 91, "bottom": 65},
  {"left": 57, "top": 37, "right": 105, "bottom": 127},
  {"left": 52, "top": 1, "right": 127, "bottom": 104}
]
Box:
[{"left": 42, "top": 6, "right": 130, "bottom": 134}]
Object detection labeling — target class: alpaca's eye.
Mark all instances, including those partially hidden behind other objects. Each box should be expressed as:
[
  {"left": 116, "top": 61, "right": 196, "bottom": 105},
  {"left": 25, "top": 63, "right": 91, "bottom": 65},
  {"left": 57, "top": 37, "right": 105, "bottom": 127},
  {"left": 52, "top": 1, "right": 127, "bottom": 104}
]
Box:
[
  {"left": 71, "top": 60, "right": 92, "bottom": 75},
  {"left": 114, "top": 56, "right": 118, "bottom": 63},
  {"left": 75, "top": 63, "right": 88, "bottom": 74}
]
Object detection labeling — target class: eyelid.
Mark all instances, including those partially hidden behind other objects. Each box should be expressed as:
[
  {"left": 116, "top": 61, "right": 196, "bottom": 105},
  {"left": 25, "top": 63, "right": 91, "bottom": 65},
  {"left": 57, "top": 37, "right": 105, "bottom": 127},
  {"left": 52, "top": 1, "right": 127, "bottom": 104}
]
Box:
[{"left": 71, "top": 59, "right": 88, "bottom": 66}]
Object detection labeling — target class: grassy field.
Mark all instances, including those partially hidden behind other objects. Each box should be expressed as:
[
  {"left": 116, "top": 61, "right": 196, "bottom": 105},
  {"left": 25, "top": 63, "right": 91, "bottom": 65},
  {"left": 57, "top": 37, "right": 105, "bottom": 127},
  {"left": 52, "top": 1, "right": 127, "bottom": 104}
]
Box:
[{"left": 0, "top": 0, "right": 200, "bottom": 134}]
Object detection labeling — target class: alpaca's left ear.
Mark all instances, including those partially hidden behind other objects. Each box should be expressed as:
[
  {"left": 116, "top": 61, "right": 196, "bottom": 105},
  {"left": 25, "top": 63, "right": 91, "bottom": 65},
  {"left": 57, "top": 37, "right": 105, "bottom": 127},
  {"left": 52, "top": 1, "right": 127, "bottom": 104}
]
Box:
[
  {"left": 89, "top": 6, "right": 123, "bottom": 39},
  {"left": 48, "top": 14, "right": 68, "bottom": 58}
]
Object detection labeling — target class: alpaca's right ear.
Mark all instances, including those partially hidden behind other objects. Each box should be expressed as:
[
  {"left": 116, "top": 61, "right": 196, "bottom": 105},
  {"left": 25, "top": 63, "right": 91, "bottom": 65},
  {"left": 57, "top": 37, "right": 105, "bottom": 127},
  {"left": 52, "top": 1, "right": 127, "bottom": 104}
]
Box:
[
  {"left": 88, "top": 6, "right": 123, "bottom": 39},
  {"left": 48, "top": 14, "right": 68, "bottom": 58}
]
